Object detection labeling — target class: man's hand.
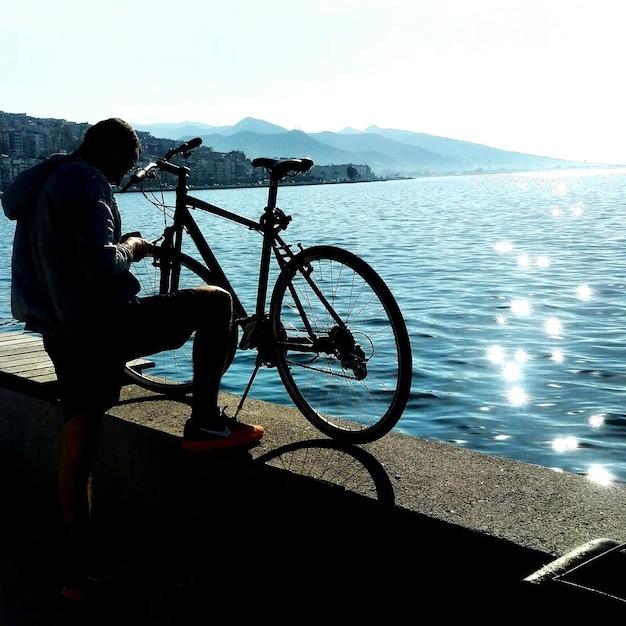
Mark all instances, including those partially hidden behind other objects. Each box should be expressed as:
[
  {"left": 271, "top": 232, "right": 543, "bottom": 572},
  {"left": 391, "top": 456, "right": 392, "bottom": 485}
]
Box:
[{"left": 123, "top": 236, "right": 154, "bottom": 262}]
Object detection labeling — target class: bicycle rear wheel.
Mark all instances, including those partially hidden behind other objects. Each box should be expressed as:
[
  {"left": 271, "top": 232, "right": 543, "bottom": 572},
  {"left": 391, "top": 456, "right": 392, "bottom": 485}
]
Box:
[
  {"left": 270, "top": 245, "right": 412, "bottom": 444},
  {"left": 124, "top": 249, "right": 237, "bottom": 395}
]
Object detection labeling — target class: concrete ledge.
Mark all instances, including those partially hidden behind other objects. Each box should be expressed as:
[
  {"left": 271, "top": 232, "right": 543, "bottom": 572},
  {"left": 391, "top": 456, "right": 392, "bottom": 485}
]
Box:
[{"left": 2, "top": 383, "right": 626, "bottom": 620}]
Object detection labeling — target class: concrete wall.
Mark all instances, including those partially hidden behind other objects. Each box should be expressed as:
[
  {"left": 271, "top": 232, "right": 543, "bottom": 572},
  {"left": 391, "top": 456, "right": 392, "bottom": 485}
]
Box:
[{"left": 3, "top": 381, "right": 626, "bottom": 614}]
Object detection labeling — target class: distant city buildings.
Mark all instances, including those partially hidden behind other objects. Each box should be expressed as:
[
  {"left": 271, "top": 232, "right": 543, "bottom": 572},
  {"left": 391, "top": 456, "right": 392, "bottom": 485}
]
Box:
[{"left": 0, "top": 112, "right": 375, "bottom": 191}]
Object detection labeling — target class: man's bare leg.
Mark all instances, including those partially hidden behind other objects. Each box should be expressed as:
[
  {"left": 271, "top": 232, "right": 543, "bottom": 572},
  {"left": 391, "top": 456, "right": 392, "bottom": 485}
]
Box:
[
  {"left": 57, "top": 412, "right": 102, "bottom": 596},
  {"left": 190, "top": 285, "right": 233, "bottom": 415},
  {"left": 182, "top": 285, "right": 264, "bottom": 450}
]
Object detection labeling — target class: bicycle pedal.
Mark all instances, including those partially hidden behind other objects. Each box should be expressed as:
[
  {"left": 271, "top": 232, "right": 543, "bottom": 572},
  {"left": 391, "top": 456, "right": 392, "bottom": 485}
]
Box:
[{"left": 239, "top": 317, "right": 259, "bottom": 349}]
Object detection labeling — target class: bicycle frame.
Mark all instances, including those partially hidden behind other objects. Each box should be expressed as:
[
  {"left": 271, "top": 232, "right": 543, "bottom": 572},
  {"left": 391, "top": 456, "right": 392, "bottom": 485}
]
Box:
[
  {"left": 155, "top": 159, "right": 310, "bottom": 354},
  {"left": 147, "top": 158, "right": 332, "bottom": 410}
]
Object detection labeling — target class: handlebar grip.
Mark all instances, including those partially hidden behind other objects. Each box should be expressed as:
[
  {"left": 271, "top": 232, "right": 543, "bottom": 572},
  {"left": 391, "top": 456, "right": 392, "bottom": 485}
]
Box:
[
  {"left": 185, "top": 137, "right": 202, "bottom": 151},
  {"left": 119, "top": 163, "right": 155, "bottom": 192},
  {"left": 120, "top": 138, "right": 202, "bottom": 191},
  {"left": 164, "top": 138, "right": 203, "bottom": 160}
]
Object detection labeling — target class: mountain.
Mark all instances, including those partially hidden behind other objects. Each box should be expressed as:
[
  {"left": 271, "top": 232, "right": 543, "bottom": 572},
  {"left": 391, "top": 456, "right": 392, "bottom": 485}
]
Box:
[
  {"left": 133, "top": 117, "right": 286, "bottom": 138},
  {"left": 132, "top": 117, "right": 587, "bottom": 176},
  {"left": 132, "top": 121, "right": 217, "bottom": 138}
]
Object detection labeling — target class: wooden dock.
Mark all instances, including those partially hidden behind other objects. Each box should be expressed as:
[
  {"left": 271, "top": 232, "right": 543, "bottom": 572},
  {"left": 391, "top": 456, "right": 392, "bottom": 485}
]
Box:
[
  {"left": 0, "top": 331, "right": 57, "bottom": 397},
  {"left": 0, "top": 331, "right": 153, "bottom": 398}
]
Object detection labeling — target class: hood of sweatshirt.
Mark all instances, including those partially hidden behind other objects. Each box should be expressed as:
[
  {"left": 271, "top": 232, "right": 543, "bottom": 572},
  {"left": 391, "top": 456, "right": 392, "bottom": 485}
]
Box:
[{"left": 1, "top": 154, "right": 73, "bottom": 221}]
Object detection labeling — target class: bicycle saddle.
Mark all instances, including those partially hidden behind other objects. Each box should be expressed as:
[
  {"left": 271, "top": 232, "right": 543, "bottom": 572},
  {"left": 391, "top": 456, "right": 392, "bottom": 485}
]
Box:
[{"left": 252, "top": 157, "right": 314, "bottom": 181}]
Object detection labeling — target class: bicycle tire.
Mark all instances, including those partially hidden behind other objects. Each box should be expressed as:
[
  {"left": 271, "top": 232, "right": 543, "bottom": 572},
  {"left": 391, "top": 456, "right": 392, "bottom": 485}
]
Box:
[
  {"left": 270, "top": 245, "right": 412, "bottom": 444},
  {"left": 124, "top": 249, "right": 237, "bottom": 395}
]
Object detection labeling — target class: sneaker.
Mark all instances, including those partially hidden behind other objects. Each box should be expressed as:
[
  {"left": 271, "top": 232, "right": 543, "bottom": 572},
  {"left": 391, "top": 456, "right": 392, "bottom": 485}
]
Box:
[
  {"left": 60, "top": 568, "right": 112, "bottom": 600},
  {"left": 61, "top": 583, "right": 88, "bottom": 601},
  {"left": 181, "top": 408, "right": 264, "bottom": 451}
]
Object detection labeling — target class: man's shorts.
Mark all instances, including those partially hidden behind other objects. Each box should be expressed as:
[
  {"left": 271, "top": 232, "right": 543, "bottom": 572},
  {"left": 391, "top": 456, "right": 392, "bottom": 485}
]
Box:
[{"left": 43, "top": 289, "right": 210, "bottom": 423}]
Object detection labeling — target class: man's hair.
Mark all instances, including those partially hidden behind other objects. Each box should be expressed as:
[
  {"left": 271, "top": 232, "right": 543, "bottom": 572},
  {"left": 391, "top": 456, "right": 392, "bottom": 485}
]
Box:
[{"left": 80, "top": 118, "right": 142, "bottom": 156}]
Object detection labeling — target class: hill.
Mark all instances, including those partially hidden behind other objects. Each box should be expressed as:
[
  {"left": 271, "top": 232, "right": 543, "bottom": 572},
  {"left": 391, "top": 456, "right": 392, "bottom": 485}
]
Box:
[{"left": 132, "top": 117, "right": 587, "bottom": 176}]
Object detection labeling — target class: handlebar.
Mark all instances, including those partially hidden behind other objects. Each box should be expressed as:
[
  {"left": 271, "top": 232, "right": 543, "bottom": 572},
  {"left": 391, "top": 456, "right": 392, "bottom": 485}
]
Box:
[{"left": 120, "top": 137, "right": 203, "bottom": 192}]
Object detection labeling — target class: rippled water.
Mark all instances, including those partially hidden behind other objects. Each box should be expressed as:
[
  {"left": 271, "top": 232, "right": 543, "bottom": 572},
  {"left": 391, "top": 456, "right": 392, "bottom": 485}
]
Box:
[{"left": 3, "top": 168, "right": 626, "bottom": 484}]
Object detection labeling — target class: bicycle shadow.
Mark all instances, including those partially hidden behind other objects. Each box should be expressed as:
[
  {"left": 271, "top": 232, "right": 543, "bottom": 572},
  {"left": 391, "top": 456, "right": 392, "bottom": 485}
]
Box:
[
  {"left": 114, "top": 390, "right": 396, "bottom": 506},
  {"left": 134, "top": 437, "right": 400, "bottom": 622},
  {"left": 253, "top": 438, "right": 396, "bottom": 506},
  {"left": 112, "top": 395, "right": 395, "bottom": 506}
]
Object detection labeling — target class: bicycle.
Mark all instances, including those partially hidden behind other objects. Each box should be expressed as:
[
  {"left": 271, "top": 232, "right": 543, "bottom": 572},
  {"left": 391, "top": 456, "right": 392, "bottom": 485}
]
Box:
[{"left": 120, "top": 138, "right": 412, "bottom": 444}]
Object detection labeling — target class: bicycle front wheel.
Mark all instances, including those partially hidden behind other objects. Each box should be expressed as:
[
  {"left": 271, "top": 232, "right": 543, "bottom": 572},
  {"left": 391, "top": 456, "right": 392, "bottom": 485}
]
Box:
[
  {"left": 125, "top": 249, "right": 236, "bottom": 395},
  {"left": 270, "top": 245, "right": 412, "bottom": 444}
]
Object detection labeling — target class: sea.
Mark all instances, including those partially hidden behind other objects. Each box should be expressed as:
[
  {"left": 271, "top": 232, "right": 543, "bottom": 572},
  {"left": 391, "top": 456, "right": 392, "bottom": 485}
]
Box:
[{"left": 3, "top": 167, "right": 626, "bottom": 485}]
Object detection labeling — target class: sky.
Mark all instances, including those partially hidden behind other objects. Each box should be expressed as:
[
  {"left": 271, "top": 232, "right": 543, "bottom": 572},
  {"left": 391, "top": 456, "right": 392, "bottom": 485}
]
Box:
[{"left": 2, "top": 0, "right": 626, "bottom": 164}]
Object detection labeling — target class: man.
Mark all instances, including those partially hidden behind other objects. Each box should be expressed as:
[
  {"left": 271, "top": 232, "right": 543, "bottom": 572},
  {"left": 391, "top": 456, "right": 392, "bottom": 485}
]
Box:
[{"left": 1, "top": 118, "right": 263, "bottom": 599}]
